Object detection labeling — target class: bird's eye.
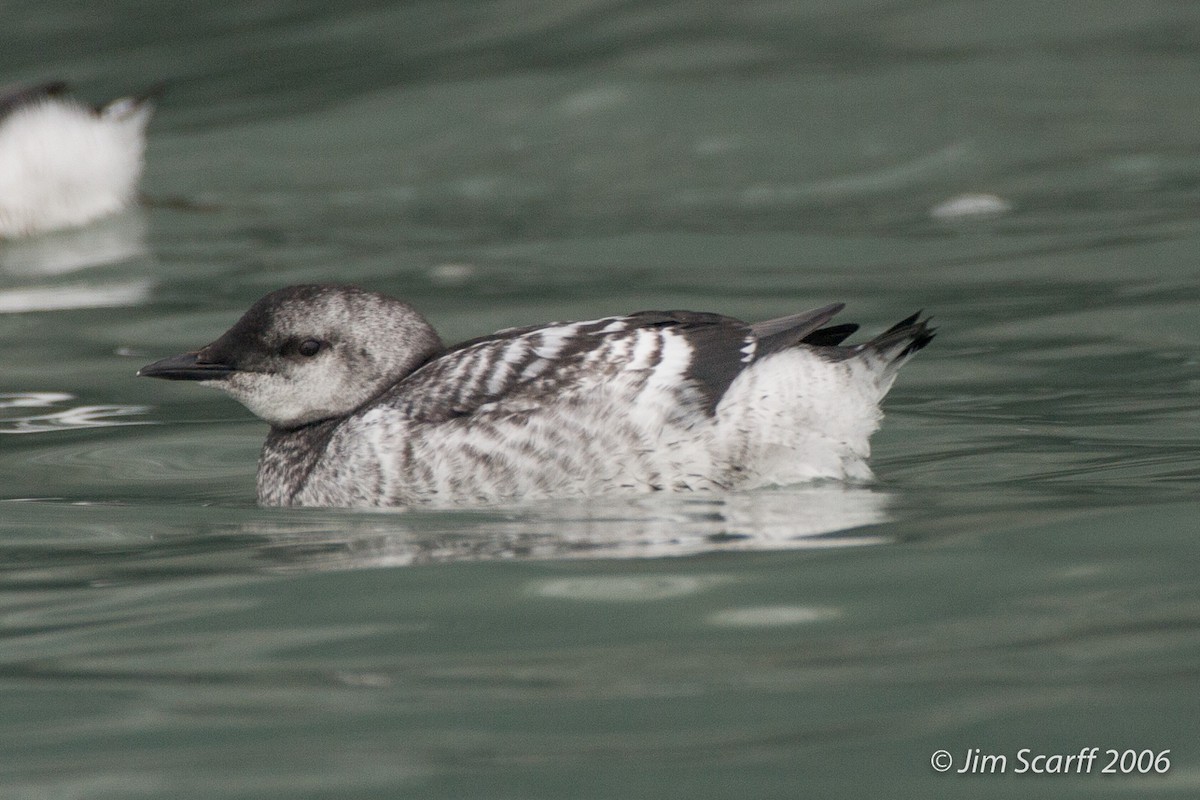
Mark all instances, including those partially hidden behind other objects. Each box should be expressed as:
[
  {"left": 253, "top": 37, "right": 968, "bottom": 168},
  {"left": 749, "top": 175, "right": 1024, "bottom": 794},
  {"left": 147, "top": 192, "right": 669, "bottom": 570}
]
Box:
[{"left": 298, "top": 339, "right": 322, "bottom": 357}]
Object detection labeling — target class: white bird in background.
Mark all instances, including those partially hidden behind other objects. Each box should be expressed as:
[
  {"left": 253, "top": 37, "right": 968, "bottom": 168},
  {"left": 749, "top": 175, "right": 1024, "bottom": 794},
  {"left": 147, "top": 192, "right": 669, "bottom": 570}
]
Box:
[
  {"left": 0, "top": 81, "right": 158, "bottom": 239},
  {"left": 139, "top": 285, "right": 935, "bottom": 508}
]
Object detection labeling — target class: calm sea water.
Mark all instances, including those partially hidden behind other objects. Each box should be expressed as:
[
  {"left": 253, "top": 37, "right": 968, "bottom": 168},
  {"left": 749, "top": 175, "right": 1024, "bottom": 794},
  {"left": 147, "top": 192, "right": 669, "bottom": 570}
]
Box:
[{"left": 2, "top": 2, "right": 1199, "bottom": 798}]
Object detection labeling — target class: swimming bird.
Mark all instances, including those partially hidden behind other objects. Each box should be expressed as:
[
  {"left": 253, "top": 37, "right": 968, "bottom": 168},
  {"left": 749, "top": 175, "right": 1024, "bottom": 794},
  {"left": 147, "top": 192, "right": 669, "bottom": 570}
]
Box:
[
  {"left": 138, "top": 285, "right": 934, "bottom": 508},
  {"left": 0, "top": 81, "right": 157, "bottom": 239}
]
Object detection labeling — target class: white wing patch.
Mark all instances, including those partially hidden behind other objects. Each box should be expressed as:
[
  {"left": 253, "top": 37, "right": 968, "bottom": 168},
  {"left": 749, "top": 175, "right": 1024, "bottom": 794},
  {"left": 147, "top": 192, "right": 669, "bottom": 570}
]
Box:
[
  {"left": 599, "top": 318, "right": 630, "bottom": 333},
  {"left": 649, "top": 328, "right": 695, "bottom": 385},
  {"left": 531, "top": 321, "right": 584, "bottom": 359},
  {"left": 485, "top": 339, "right": 531, "bottom": 394},
  {"left": 627, "top": 328, "right": 662, "bottom": 370}
]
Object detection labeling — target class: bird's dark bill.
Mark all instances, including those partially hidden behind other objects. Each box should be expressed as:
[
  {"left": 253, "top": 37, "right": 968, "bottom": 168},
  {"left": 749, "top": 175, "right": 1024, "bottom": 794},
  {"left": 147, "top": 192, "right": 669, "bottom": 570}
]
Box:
[{"left": 138, "top": 352, "right": 234, "bottom": 381}]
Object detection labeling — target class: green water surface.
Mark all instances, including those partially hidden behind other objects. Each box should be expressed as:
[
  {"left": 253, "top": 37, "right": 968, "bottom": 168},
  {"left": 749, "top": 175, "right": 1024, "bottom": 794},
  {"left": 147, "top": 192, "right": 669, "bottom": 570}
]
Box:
[{"left": 2, "top": 1, "right": 1198, "bottom": 798}]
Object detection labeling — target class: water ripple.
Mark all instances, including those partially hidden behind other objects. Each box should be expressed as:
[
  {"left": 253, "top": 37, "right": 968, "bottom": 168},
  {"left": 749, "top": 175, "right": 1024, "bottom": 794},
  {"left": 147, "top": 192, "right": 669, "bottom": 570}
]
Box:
[
  {"left": 0, "top": 212, "right": 148, "bottom": 275},
  {"left": 246, "top": 486, "right": 893, "bottom": 567},
  {"left": 22, "top": 429, "right": 258, "bottom": 499},
  {"left": 0, "top": 279, "right": 152, "bottom": 313},
  {"left": 0, "top": 393, "right": 153, "bottom": 434}
]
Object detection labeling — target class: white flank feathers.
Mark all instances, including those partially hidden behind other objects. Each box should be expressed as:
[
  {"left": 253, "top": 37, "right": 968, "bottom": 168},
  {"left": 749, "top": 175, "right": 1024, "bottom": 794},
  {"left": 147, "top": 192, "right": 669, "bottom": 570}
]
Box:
[{"left": 0, "top": 88, "right": 153, "bottom": 238}]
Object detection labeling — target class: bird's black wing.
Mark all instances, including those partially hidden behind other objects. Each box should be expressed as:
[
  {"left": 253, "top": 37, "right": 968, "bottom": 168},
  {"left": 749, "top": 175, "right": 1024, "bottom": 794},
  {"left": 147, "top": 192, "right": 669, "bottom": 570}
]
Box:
[{"left": 387, "top": 311, "right": 767, "bottom": 422}]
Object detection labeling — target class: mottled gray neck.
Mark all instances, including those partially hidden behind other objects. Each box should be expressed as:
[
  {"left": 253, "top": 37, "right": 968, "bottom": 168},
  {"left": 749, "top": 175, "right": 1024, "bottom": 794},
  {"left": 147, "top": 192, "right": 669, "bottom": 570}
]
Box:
[{"left": 256, "top": 419, "right": 341, "bottom": 506}]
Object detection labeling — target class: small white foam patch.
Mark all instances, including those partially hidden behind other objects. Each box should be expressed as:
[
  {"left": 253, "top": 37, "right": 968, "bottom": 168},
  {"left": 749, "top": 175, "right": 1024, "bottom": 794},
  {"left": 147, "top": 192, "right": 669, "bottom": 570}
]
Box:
[
  {"left": 929, "top": 193, "right": 1011, "bottom": 220},
  {"left": 427, "top": 262, "right": 475, "bottom": 286},
  {"left": 708, "top": 605, "right": 840, "bottom": 627},
  {"left": 531, "top": 574, "right": 726, "bottom": 601}
]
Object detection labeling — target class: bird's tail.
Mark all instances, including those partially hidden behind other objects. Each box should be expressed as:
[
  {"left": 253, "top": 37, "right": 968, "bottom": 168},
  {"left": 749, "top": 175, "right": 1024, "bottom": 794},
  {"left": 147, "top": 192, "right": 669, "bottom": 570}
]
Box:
[
  {"left": 843, "top": 311, "right": 935, "bottom": 400},
  {"left": 98, "top": 82, "right": 165, "bottom": 125},
  {"left": 860, "top": 311, "right": 936, "bottom": 363}
]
